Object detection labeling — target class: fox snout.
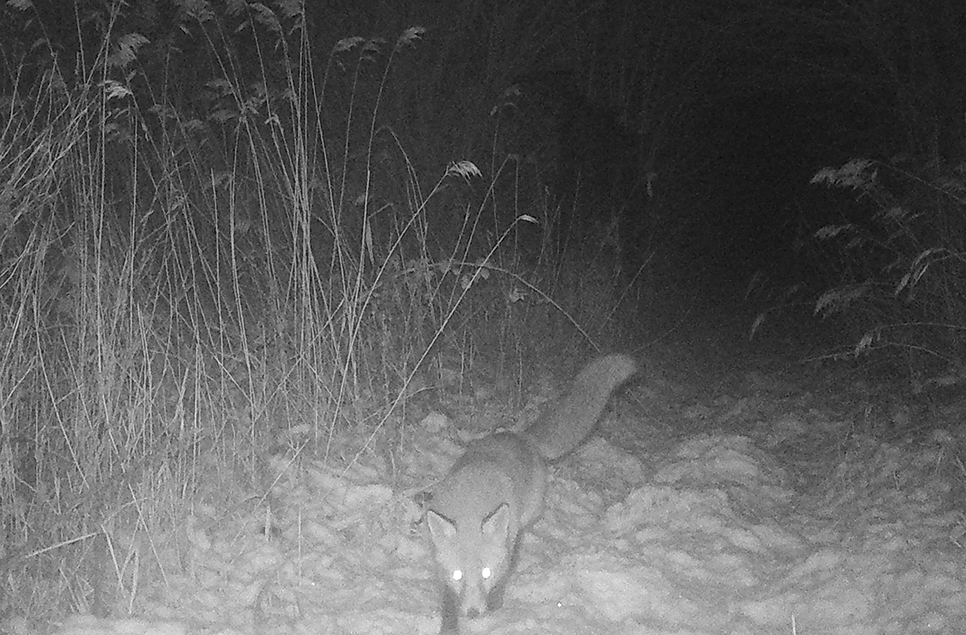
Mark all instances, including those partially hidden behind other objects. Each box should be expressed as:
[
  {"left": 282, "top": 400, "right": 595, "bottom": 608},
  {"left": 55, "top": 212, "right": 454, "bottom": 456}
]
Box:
[{"left": 461, "top": 588, "right": 486, "bottom": 619}]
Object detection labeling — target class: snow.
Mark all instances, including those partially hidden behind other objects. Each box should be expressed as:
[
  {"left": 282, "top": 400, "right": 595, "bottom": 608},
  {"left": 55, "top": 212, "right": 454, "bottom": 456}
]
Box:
[{"left": 32, "top": 370, "right": 966, "bottom": 635}]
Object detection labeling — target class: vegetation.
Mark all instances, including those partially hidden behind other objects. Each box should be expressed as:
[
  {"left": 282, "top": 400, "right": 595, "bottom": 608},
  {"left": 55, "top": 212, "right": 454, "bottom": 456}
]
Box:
[
  {"left": 808, "top": 157, "right": 966, "bottom": 390},
  {"left": 754, "top": 1, "right": 966, "bottom": 391},
  {"left": 0, "top": 0, "right": 663, "bottom": 619}
]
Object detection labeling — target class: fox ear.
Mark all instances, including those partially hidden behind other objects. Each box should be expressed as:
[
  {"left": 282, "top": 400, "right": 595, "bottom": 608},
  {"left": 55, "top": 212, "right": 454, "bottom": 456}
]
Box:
[
  {"left": 427, "top": 510, "right": 457, "bottom": 540},
  {"left": 482, "top": 503, "right": 510, "bottom": 539}
]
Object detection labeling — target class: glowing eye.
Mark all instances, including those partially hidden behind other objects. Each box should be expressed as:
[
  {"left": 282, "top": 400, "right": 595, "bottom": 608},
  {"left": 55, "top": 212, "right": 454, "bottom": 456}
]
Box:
[
  {"left": 481, "top": 567, "right": 491, "bottom": 580},
  {"left": 452, "top": 569, "right": 463, "bottom": 582}
]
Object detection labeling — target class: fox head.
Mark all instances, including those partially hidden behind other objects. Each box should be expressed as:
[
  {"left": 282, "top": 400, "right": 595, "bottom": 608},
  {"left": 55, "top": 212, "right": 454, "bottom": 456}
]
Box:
[{"left": 427, "top": 503, "right": 514, "bottom": 620}]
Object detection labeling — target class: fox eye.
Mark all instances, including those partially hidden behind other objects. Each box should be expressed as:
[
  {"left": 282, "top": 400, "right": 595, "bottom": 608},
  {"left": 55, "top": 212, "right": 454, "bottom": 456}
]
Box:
[
  {"left": 452, "top": 569, "right": 463, "bottom": 582},
  {"left": 481, "top": 567, "right": 491, "bottom": 579}
]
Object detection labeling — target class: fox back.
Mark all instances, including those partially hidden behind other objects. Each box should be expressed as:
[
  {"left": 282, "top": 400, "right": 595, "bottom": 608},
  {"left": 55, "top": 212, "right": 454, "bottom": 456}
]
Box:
[{"left": 426, "top": 354, "right": 636, "bottom": 633}]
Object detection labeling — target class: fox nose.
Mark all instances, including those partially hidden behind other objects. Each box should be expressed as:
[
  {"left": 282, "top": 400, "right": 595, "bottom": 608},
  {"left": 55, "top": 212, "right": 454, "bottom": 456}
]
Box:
[{"left": 465, "top": 607, "right": 481, "bottom": 619}]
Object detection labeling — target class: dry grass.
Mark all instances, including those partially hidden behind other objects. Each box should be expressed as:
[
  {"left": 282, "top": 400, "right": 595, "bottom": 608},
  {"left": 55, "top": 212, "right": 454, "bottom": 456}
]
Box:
[{"left": 0, "top": 7, "right": 638, "bottom": 623}]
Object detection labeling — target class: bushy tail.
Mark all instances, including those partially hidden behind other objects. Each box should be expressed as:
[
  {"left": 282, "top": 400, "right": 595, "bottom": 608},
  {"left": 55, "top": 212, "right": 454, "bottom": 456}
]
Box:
[{"left": 524, "top": 354, "right": 636, "bottom": 461}]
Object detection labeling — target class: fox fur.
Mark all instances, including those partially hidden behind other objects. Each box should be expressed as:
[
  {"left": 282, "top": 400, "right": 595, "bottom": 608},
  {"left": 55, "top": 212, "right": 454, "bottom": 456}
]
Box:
[{"left": 425, "top": 354, "right": 636, "bottom": 633}]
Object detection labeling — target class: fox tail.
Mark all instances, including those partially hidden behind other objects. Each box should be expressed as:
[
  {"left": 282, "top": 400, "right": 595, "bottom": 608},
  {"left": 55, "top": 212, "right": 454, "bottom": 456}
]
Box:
[{"left": 523, "top": 354, "right": 636, "bottom": 461}]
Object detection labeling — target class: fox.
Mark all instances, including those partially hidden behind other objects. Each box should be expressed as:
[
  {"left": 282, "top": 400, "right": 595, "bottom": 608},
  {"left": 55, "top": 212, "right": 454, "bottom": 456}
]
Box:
[{"left": 425, "top": 354, "right": 637, "bottom": 634}]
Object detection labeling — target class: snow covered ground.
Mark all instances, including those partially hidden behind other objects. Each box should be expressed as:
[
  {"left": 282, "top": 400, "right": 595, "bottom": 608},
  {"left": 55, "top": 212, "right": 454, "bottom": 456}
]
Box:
[{"left": 31, "top": 362, "right": 966, "bottom": 635}]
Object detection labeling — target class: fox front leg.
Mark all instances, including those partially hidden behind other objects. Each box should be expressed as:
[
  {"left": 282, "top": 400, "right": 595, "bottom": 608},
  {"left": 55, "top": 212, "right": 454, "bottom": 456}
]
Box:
[{"left": 439, "top": 584, "right": 460, "bottom": 634}]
